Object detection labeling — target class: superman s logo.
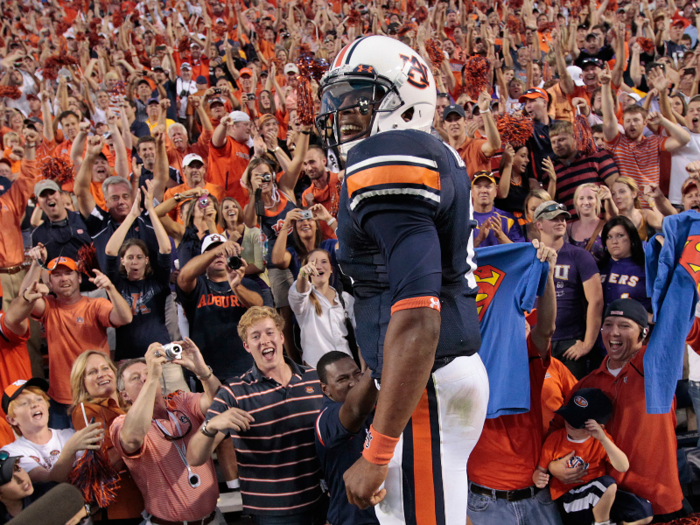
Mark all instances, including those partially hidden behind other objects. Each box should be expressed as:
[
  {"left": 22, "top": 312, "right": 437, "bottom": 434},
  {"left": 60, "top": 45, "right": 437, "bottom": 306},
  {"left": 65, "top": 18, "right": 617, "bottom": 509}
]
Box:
[
  {"left": 680, "top": 234, "right": 700, "bottom": 295},
  {"left": 474, "top": 265, "right": 505, "bottom": 321}
]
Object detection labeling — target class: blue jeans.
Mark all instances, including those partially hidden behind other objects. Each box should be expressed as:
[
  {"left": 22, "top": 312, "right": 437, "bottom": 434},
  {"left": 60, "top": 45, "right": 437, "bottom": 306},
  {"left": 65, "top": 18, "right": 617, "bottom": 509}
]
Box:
[
  {"left": 48, "top": 398, "right": 72, "bottom": 430},
  {"left": 468, "top": 484, "right": 563, "bottom": 525}
]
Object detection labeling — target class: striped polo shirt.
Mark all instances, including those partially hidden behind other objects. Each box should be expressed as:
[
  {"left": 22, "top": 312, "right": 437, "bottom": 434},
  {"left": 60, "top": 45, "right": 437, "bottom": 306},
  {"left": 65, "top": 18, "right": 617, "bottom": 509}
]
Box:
[
  {"left": 206, "top": 359, "right": 325, "bottom": 516},
  {"left": 553, "top": 149, "right": 619, "bottom": 216},
  {"left": 605, "top": 132, "right": 667, "bottom": 207}
]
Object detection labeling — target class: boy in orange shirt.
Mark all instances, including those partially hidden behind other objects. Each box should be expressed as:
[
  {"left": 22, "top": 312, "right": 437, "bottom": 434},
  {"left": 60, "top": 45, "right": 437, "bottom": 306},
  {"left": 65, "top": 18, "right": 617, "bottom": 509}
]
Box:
[{"left": 534, "top": 388, "right": 652, "bottom": 525}]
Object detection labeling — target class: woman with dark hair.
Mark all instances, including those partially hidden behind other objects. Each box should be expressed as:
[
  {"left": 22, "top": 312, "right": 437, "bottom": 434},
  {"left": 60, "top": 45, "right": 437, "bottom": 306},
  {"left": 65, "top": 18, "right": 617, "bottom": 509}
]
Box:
[
  {"left": 270, "top": 204, "right": 340, "bottom": 288},
  {"left": 219, "top": 196, "right": 273, "bottom": 306},
  {"left": 258, "top": 88, "right": 289, "bottom": 141},
  {"left": 495, "top": 143, "right": 532, "bottom": 214},
  {"left": 598, "top": 216, "right": 651, "bottom": 312},
  {"left": 154, "top": 188, "right": 220, "bottom": 267},
  {"left": 104, "top": 181, "right": 173, "bottom": 360}
]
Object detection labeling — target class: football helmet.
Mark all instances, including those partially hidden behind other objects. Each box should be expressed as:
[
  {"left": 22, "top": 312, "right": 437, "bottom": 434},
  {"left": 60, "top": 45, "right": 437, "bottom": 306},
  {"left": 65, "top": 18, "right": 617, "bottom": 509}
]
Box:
[{"left": 316, "top": 35, "right": 437, "bottom": 157}]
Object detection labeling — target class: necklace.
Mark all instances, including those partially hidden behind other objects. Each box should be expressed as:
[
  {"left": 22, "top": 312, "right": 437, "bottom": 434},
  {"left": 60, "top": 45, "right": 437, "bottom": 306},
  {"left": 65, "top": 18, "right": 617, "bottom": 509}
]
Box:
[{"left": 153, "top": 411, "right": 201, "bottom": 488}]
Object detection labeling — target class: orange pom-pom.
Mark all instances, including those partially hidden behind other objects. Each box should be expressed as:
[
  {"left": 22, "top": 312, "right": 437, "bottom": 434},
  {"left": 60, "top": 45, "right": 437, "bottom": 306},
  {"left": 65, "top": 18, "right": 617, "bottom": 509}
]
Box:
[
  {"left": 415, "top": 5, "right": 429, "bottom": 22},
  {"left": 112, "top": 11, "right": 123, "bottom": 28},
  {"left": 40, "top": 157, "right": 74, "bottom": 186},
  {"left": 425, "top": 39, "right": 444, "bottom": 69},
  {"left": 77, "top": 244, "right": 99, "bottom": 277},
  {"left": 574, "top": 113, "right": 596, "bottom": 155},
  {"left": 462, "top": 55, "right": 491, "bottom": 99},
  {"left": 0, "top": 86, "right": 22, "bottom": 100},
  {"left": 496, "top": 113, "right": 535, "bottom": 145},
  {"left": 637, "top": 37, "right": 655, "bottom": 54}
]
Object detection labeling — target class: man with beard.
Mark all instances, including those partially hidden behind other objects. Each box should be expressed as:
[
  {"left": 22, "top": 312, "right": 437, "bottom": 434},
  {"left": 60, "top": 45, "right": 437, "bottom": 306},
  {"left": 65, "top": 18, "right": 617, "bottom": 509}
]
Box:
[
  {"left": 301, "top": 145, "right": 339, "bottom": 240},
  {"left": 8, "top": 257, "right": 132, "bottom": 427},
  {"left": 549, "top": 120, "right": 619, "bottom": 213},
  {"left": 601, "top": 62, "right": 690, "bottom": 203}
]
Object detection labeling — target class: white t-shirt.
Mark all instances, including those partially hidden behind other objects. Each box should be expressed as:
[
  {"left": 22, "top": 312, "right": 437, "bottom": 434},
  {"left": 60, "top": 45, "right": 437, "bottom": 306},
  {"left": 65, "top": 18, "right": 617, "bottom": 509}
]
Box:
[
  {"left": 2, "top": 429, "right": 75, "bottom": 472},
  {"left": 669, "top": 128, "right": 700, "bottom": 205}
]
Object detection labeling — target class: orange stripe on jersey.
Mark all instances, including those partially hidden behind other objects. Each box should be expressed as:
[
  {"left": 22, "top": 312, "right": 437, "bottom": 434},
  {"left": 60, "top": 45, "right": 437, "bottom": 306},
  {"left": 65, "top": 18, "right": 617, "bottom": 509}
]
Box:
[
  {"left": 391, "top": 296, "right": 441, "bottom": 315},
  {"left": 347, "top": 165, "right": 440, "bottom": 197},
  {"left": 412, "top": 390, "right": 438, "bottom": 525}
]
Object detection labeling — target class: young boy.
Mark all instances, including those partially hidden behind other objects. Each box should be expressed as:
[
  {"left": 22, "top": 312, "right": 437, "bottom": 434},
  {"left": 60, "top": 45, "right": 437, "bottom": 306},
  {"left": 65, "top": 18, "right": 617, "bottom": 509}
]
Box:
[
  {"left": 534, "top": 388, "right": 653, "bottom": 525},
  {"left": 0, "top": 379, "right": 103, "bottom": 484}
]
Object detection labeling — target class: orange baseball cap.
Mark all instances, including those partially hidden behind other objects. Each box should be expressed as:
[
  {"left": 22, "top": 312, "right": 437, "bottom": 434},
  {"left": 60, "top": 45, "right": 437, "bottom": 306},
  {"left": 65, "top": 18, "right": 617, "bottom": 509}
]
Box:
[
  {"left": 518, "top": 87, "right": 549, "bottom": 104},
  {"left": 47, "top": 256, "right": 79, "bottom": 273},
  {"left": 239, "top": 67, "right": 253, "bottom": 77},
  {"left": 2, "top": 378, "right": 48, "bottom": 414}
]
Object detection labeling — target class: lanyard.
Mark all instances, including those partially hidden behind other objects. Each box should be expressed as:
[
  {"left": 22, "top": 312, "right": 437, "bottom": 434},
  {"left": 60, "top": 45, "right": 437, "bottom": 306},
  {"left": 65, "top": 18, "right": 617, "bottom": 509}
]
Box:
[{"left": 153, "top": 412, "right": 201, "bottom": 488}]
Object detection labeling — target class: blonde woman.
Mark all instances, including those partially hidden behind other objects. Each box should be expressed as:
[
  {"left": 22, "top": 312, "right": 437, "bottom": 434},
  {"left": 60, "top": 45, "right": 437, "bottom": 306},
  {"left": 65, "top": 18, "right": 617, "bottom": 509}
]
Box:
[
  {"left": 566, "top": 183, "right": 616, "bottom": 262},
  {"left": 523, "top": 189, "right": 553, "bottom": 240},
  {"left": 69, "top": 351, "right": 145, "bottom": 524},
  {"left": 610, "top": 176, "right": 664, "bottom": 241},
  {"left": 288, "top": 249, "right": 356, "bottom": 368}
]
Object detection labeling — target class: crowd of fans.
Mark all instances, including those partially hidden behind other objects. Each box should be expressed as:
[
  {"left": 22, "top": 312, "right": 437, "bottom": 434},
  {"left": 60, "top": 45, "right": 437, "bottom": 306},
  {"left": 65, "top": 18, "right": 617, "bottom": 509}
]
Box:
[{"left": 0, "top": 0, "right": 699, "bottom": 523}]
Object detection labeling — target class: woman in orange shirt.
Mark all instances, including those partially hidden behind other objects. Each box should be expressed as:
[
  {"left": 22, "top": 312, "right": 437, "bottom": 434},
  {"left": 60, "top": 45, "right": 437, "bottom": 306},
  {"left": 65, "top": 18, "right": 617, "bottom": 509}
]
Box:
[{"left": 69, "top": 351, "right": 145, "bottom": 524}]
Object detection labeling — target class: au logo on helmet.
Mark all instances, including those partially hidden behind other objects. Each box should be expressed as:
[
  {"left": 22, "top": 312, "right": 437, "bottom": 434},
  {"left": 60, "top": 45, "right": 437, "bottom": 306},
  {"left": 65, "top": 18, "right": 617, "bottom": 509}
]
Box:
[{"left": 399, "top": 54, "right": 430, "bottom": 89}]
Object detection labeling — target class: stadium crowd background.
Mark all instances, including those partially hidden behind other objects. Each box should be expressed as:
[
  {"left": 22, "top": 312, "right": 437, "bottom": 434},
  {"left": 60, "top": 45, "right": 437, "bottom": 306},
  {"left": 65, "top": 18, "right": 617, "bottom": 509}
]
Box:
[{"left": 0, "top": 0, "right": 700, "bottom": 523}]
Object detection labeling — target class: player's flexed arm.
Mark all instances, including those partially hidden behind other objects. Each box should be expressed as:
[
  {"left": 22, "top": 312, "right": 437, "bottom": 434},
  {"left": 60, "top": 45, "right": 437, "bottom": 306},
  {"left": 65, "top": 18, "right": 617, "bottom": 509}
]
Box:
[{"left": 344, "top": 210, "right": 443, "bottom": 509}]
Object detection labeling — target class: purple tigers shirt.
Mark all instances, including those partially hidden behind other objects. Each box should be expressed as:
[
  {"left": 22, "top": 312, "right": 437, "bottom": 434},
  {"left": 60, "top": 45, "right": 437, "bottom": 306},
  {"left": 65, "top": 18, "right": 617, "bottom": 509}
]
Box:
[
  {"left": 553, "top": 242, "right": 600, "bottom": 341},
  {"left": 599, "top": 256, "right": 651, "bottom": 311}
]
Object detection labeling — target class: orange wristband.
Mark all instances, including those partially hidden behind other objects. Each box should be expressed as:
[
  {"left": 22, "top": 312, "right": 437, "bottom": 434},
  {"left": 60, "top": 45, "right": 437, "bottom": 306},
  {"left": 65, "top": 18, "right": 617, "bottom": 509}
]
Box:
[{"left": 362, "top": 424, "right": 400, "bottom": 465}]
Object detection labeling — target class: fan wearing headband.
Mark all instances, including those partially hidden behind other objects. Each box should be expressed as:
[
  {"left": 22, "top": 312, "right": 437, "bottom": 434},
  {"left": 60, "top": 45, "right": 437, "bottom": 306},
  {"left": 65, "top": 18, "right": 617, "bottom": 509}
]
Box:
[{"left": 317, "top": 35, "right": 488, "bottom": 524}]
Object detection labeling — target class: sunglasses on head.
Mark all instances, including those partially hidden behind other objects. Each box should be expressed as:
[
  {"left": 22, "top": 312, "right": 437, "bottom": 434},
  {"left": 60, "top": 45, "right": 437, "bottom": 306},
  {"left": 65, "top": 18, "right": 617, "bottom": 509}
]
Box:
[{"left": 540, "top": 203, "right": 567, "bottom": 215}]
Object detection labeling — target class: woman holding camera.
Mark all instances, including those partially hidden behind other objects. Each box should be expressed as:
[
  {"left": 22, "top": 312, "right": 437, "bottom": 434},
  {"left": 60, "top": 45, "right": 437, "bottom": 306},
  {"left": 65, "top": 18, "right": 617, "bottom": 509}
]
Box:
[
  {"left": 288, "top": 249, "right": 356, "bottom": 368},
  {"left": 104, "top": 181, "right": 173, "bottom": 360},
  {"left": 271, "top": 205, "right": 340, "bottom": 287},
  {"left": 69, "top": 351, "right": 145, "bottom": 524}
]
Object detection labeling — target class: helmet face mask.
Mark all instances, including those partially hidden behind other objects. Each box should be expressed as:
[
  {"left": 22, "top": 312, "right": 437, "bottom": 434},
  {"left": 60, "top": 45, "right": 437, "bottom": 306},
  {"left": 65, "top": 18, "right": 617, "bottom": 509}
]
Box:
[
  {"left": 316, "top": 74, "right": 398, "bottom": 150},
  {"left": 316, "top": 36, "right": 436, "bottom": 157}
]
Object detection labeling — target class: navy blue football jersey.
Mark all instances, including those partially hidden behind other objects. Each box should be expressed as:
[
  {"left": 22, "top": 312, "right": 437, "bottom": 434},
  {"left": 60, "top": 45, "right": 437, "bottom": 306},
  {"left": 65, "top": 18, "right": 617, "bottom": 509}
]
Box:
[{"left": 337, "top": 129, "right": 481, "bottom": 377}]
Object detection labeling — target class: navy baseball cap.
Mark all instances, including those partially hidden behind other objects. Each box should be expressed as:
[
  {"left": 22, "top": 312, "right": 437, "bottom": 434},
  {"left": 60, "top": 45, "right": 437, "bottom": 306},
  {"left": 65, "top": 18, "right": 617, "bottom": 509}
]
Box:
[
  {"left": 196, "top": 75, "right": 208, "bottom": 84},
  {"left": 443, "top": 104, "right": 466, "bottom": 120},
  {"left": 580, "top": 57, "right": 604, "bottom": 69},
  {"left": 604, "top": 298, "right": 649, "bottom": 328},
  {"left": 555, "top": 388, "right": 613, "bottom": 429},
  {"left": 147, "top": 97, "right": 160, "bottom": 105},
  {"left": 0, "top": 452, "right": 21, "bottom": 486}
]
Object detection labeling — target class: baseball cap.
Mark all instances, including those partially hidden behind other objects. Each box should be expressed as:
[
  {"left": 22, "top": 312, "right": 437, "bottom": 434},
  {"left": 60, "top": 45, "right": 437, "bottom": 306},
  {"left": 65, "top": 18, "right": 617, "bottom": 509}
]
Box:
[
  {"left": 216, "top": 17, "right": 225, "bottom": 24},
  {"left": 152, "top": 65, "right": 164, "bottom": 72},
  {"left": 472, "top": 171, "right": 496, "bottom": 185},
  {"left": 147, "top": 97, "right": 160, "bottom": 106},
  {"left": 518, "top": 87, "right": 549, "bottom": 104},
  {"left": 672, "top": 15, "right": 691, "bottom": 28},
  {"left": 622, "top": 92, "right": 642, "bottom": 103},
  {"left": 0, "top": 453, "right": 21, "bottom": 486},
  {"left": 534, "top": 200, "right": 571, "bottom": 221},
  {"left": 183, "top": 153, "right": 205, "bottom": 167},
  {"left": 47, "top": 256, "right": 79, "bottom": 274},
  {"left": 0, "top": 159, "right": 11, "bottom": 169},
  {"left": 259, "top": 113, "right": 278, "bottom": 126},
  {"left": 229, "top": 111, "right": 251, "bottom": 123},
  {"left": 208, "top": 97, "right": 225, "bottom": 107},
  {"left": 239, "top": 67, "right": 253, "bottom": 77},
  {"left": 284, "top": 63, "right": 299, "bottom": 75},
  {"left": 34, "top": 179, "right": 61, "bottom": 197},
  {"left": 64, "top": 28, "right": 76, "bottom": 39},
  {"left": 196, "top": 75, "right": 208, "bottom": 84},
  {"left": 567, "top": 65, "right": 585, "bottom": 87},
  {"left": 443, "top": 104, "right": 466, "bottom": 120},
  {"left": 190, "top": 42, "right": 201, "bottom": 48},
  {"left": 604, "top": 298, "right": 649, "bottom": 328},
  {"left": 682, "top": 177, "right": 699, "bottom": 194},
  {"left": 259, "top": 69, "right": 269, "bottom": 77},
  {"left": 180, "top": 62, "right": 192, "bottom": 70},
  {"left": 26, "top": 93, "right": 38, "bottom": 101},
  {"left": 580, "top": 57, "right": 604, "bottom": 69},
  {"left": 201, "top": 233, "right": 227, "bottom": 254},
  {"left": 555, "top": 388, "right": 613, "bottom": 429},
  {"left": 2, "top": 378, "right": 49, "bottom": 415}
]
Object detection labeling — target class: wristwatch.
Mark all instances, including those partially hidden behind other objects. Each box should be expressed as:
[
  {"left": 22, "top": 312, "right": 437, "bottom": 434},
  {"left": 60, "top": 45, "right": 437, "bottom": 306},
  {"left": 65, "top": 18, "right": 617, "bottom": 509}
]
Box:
[{"left": 201, "top": 420, "right": 218, "bottom": 438}]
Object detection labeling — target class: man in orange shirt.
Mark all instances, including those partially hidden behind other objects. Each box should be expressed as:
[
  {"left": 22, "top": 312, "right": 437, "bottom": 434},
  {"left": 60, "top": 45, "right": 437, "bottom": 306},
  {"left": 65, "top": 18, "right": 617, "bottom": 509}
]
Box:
[
  {"left": 0, "top": 287, "right": 32, "bottom": 397},
  {"left": 549, "top": 299, "right": 694, "bottom": 522},
  {"left": 163, "top": 153, "right": 225, "bottom": 223},
  {"left": 7, "top": 256, "right": 132, "bottom": 429},
  {"left": 166, "top": 95, "right": 214, "bottom": 175},
  {"left": 301, "top": 145, "right": 339, "bottom": 240},
  {"left": 0, "top": 130, "right": 40, "bottom": 308},
  {"left": 442, "top": 92, "right": 500, "bottom": 178},
  {"left": 467, "top": 241, "right": 563, "bottom": 525},
  {"left": 209, "top": 111, "right": 252, "bottom": 205}
]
